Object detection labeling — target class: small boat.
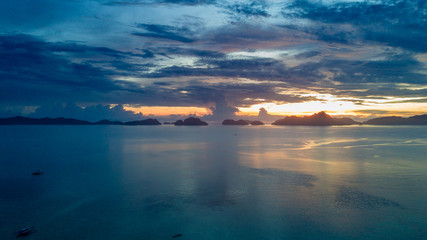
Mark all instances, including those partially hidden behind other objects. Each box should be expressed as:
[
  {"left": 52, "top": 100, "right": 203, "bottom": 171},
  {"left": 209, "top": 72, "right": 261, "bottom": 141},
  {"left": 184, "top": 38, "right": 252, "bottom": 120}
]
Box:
[
  {"left": 32, "top": 170, "right": 44, "bottom": 176},
  {"left": 16, "top": 227, "right": 34, "bottom": 238}
]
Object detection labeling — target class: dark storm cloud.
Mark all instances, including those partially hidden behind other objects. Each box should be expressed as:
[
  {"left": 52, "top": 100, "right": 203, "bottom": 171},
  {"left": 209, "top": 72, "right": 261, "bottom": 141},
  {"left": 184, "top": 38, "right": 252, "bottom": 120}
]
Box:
[
  {"left": 225, "top": 1, "right": 270, "bottom": 19},
  {"left": 209, "top": 82, "right": 316, "bottom": 107},
  {"left": 0, "top": 31, "right": 225, "bottom": 118},
  {"left": 0, "top": 36, "right": 111, "bottom": 90},
  {"left": 129, "top": 15, "right": 426, "bottom": 98},
  {"left": 335, "top": 84, "right": 427, "bottom": 100},
  {"left": 279, "top": 22, "right": 361, "bottom": 44},
  {"left": 0, "top": 34, "right": 153, "bottom": 59},
  {"left": 204, "top": 24, "right": 302, "bottom": 49},
  {"left": 145, "top": 53, "right": 425, "bottom": 87},
  {"left": 294, "top": 50, "right": 322, "bottom": 59},
  {"left": 154, "top": 47, "right": 225, "bottom": 58},
  {"left": 138, "top": 47, "right": 426, "bottom": 101},
  {"left": 283, "top": 52, "right": 426, "bottom": 99},
  {"left": 0, "top": 34, "right": 151, "bottom": 105},
  {"left": 140, "top": 49, "right": 155, "bottom": 58},
  {"left": 29, "top": 103, "right": 143, "bottom": 122},
  {"left": 283, "top": 0, "right": 427, "bottom": 52},
  {"left": 133, "top": 23, "right": 196, "bottom": 43},
  {"left": 105, "top": 0, "right": 272, "bottom": 20},
  {"left": 104, "top": 0, "right": 217, "bottom": 6},
  {"left": 144, "top": 57, "right": 322, "bottom": 85},
  {"left": 323, "top": 53, "right": 426, "bottom": 85}
]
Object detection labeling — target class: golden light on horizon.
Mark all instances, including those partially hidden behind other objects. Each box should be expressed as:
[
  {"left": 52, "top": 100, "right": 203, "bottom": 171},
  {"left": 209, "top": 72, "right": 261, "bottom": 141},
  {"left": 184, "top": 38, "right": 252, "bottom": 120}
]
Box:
[
  {"left": 124, "top": 105, "right": 210, "bottom": 116},
  {"left": 237, "top": 96, "right": 427, "bottom": 117},
  {"left": 123, "top": 94, "right": 427, "bottom": 118},
  {"left": 237, "top": 100, "right": 356, "bottom": 116}
]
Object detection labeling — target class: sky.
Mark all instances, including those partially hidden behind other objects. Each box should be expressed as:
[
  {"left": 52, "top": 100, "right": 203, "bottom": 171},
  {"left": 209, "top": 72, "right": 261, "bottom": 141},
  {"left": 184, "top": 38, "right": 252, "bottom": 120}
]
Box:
[{"left": 1, "top": 0, "right": 426, "bottom": 121}]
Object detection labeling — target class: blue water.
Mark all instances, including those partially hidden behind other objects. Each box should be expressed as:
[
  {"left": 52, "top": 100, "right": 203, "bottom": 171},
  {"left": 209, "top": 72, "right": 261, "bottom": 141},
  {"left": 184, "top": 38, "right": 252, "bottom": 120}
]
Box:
[{"left": 1, "top": 125, "right": 426, "bottom": 239}]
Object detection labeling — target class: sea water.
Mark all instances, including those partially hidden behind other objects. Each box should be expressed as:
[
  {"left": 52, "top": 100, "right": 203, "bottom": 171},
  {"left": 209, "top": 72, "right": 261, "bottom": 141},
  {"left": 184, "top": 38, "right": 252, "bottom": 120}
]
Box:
[{"left": 0, "top": 125, "right": 426, "bottom": 239}]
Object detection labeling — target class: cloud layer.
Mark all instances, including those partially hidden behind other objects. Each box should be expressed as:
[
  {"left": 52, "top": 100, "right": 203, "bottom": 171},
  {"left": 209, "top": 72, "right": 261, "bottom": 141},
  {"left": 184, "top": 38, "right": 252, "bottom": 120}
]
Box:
[{"left": 1, "top": 0, "right": 426, "bottom": 120}]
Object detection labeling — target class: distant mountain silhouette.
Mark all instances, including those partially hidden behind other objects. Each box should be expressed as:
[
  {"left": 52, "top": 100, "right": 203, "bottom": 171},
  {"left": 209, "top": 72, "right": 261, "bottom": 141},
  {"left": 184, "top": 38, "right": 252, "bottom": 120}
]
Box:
[
  {"left": 222, "top": 119, "right": 264, "bottom": 125},
  {"left": 0, "top": 116, "right": 162, "bottom": 125},
  {"left": 0, "top": 116, "right": 92, "bottom": 125},
  {"left": 272, "top": 112, "right": 359, "bottom": 126},
  {"left": 250, "top": 120, "right": 264, "bottom": 125},
  {"left": 4, "top": 113, "right": 426, "bottom": 127},
  {"left": 174, "top": 117, "right": 208, "bottom": 126},
  {"left": 363, "top": 114, "right": 427, "bottom": 125},
  {"left": 124, "top": 119, "right": 161, "bottom": 125}
]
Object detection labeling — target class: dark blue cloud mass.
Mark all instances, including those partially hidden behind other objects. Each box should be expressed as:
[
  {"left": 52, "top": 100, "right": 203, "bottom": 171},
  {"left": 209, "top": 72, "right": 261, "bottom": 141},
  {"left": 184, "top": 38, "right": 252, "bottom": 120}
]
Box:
[
  {"left": 103, "top": 0, "right": 217, "bottom": 6},
  {"left": 283, "top": 0, "right": 427, "bottom": 52},
  {"left": 225, "top": 1, "right": 270, "bottom": 20},
  {"left": 133, "top": 24, "right": 196, "bottom": 43}
]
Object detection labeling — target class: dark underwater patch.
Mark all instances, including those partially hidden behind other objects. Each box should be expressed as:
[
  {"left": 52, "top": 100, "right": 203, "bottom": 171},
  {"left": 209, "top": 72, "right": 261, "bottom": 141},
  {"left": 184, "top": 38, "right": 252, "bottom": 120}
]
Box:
[{"left": 335, "top": 187, "right": 402, "bottom": 210}]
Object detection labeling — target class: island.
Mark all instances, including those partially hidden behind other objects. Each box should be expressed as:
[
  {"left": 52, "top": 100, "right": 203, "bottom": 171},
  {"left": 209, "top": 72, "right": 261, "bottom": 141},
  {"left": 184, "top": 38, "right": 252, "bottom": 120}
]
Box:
[
  {"left": 0, "top": 116, "right": 162, "bottom": 126},
  {"left": 250, "top": 120, "right": 264, "bottom": 125},
  {"left": 174, "top": 117, "right": 208, "bottom": 126},
  {"left": 3, "top": 113, "right": 427, "bottom": 127},
  {"left": 0, "top": 116, "right": 92, "bottom": 125},
  {"left": 272, "top": 111, "right": 359, "bottom": 126},
  {"left": 124, "top": 119, "right": 161, "bottom": 125},
  {"left": 363, "top": 114, "right": 427, "bottom": 125},
  {"left": 222, "top": 119, "right": 265, "bottom": 125}
]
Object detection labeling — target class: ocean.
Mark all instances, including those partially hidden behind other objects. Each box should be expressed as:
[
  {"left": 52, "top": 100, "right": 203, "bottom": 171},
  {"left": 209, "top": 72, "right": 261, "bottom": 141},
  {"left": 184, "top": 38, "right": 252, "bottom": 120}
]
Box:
[{"left": 1, "top": 125, "right": 426, "bottom": 239}]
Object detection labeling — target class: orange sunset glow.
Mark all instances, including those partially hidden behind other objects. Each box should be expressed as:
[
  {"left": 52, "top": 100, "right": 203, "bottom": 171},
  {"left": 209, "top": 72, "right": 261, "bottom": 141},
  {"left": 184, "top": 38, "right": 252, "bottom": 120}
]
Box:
[{"left": 124, "top": 106, "right": 211, "bottom": 116}]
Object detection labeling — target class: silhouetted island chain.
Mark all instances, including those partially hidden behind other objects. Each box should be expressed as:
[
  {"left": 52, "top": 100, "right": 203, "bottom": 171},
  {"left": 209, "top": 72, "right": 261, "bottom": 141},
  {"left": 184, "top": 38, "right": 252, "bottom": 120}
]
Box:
[
  {"left": 272, "top": 111, "right": 359, "bottom": 126},
  {"left": 222, "top": 119, "right": 265, "bottom": 125},
  {"left": 124, "top": 119, "right": 161, "bottom": 125},
  {"left": 0, "top": 116, "right": 92, "bottom": 125},
  {"left": 0, "top": 116, "right": 162, "bottom": 125},
  {"left": 1, "top": 112, "right": 427, "bottom": 126},
  {"left": 362, "top": 114, "right": 427, "bottom": 125},
  {"left": 174, "top": 117, "right": 208, "bottom": 126}
]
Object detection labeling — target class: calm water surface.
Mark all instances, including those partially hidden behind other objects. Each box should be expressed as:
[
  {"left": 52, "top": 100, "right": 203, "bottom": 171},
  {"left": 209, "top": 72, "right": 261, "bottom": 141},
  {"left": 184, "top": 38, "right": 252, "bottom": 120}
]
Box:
[{"left": 1, "top": 125, "right": 426, "bottom": 239}]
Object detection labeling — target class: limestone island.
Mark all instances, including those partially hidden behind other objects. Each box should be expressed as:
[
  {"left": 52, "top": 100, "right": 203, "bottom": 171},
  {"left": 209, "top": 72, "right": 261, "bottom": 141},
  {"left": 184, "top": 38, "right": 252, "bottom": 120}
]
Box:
[
  {"left": 174, "top": 117, "right": 208, "bottom": 126},
  {"left": 0, "top": 116, "right": 92, "bottom": 125},
  {"left": 222, "top": 119, "right": 264, "bottom": 125},
  {"left": 272, "top": 111, "right": 359, "bottom": 126},
  {"left": 363, "top": 114, "right": 427, "bottom": 125},
  {"left": 124, "top": 119, "right": 162, "bottom": 125},
  {"left": 0, "top": 116, "right": 162, "bottom": 125},
  {"left": 250, "top": 120, "right": 264, "bottom": 125}
]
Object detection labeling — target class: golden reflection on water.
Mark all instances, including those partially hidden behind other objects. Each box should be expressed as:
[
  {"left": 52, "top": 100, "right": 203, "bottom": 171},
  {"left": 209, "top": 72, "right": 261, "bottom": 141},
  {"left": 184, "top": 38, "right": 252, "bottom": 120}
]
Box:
[
  {"left": 237, "top": 140, "right": 362, "bottom": 181},
  {"left": 237, "top": 135, "right": 427, "bottom": 182}
]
